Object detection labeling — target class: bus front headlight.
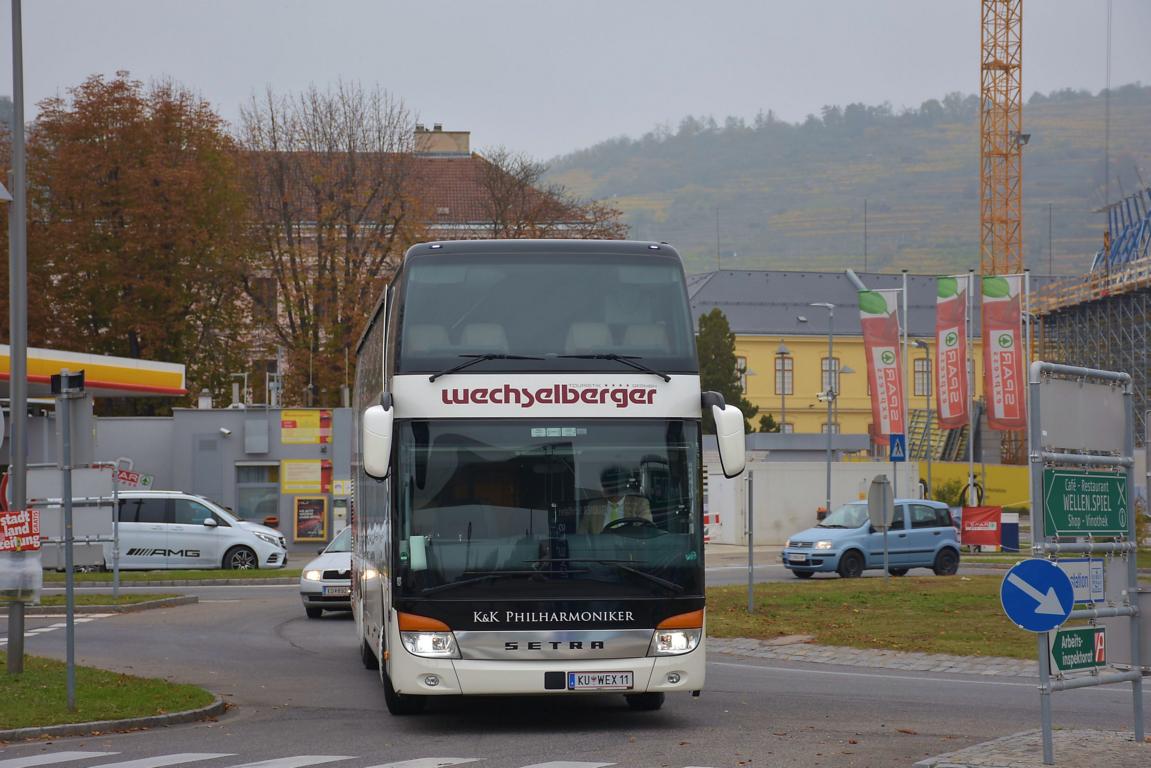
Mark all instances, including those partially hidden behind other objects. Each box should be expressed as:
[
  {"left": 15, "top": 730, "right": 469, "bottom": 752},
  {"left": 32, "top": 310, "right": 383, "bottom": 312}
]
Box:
[
  {"left": 649, "top": 609, "right": 704, "bottom": 656},
  {"left": 650, "top": 628, "right": 702, "bottom": 655},
  {"left": 400, "top": 632, "right": 460, "bottom": 658},
  {"left": 397, "top": 611, "right": 460, "bottom": 659}
]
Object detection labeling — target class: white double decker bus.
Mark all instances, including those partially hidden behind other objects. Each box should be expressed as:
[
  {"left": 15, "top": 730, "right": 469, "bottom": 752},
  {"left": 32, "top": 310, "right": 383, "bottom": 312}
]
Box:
[{"left": 352, "top": 240, "right": 746, "bottom": 715}]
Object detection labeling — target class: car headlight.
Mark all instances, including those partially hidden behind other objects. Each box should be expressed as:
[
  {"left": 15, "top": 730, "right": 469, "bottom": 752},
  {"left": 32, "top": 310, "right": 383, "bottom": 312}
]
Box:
[
  {"left": 786, "top": 540, "right": 796, "bottom": 548},
  {"left": 649, "top": 629, "right": 702, "bottom": 656},
  {"left": 814, "top": 540, "right": 834, "bottom": 550},
  {"left": 400, "top": 632, "right": 460, "bottom": 658},
  {"left": 254, "top": 532, "right": 281, "bottom": 547},
  {"left": 303, "top": 569, "right": 323, "bottom": 581}
]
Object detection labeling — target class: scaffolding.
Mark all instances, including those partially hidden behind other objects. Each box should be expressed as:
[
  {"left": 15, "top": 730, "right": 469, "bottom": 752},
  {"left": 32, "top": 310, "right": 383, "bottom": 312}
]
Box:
[{"left": 1036, "top": 287, "right": 1151, "bottom": 445}]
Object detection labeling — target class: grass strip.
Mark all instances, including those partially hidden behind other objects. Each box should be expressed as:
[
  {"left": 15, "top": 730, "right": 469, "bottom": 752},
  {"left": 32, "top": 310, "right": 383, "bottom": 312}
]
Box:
[
  {"left": 43, "top": 568, "right": 300, "bottom": 583},
  {"left": 0, "top": 651, "right": 214, "bottom": 730},
  {"left": 707, "top": 575, "right": 1034, "bottom": 659},
  {"left": 36, "top": 593, "right": 181, "bottom": 607}
]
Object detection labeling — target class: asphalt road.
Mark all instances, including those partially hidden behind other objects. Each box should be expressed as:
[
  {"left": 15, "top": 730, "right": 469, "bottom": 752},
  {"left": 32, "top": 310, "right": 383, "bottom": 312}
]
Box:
[{"left": 4, "top": 580, "right": 1147, "bottom": 768}]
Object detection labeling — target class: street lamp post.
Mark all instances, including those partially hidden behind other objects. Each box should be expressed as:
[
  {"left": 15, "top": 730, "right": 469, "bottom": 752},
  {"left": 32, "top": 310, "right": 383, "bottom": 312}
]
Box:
[
  {"left": 775, "top": 343, "right": 789, "bottom": 433},
  {"left": 810, "top": 303, "right": 836, "bottom": 520},
  {"left": 914, "top": 339, "right": 932, "bottom": 498}
]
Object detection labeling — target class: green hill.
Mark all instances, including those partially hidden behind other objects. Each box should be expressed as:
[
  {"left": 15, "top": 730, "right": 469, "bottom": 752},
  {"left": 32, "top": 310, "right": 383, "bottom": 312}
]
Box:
[{"left": 548, "top": 85, "right": 1151, "bottom": 275}]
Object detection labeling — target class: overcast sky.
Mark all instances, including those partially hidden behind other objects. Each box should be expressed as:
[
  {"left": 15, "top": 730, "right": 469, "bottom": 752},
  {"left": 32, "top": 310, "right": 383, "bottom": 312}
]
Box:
[{"left": 2, "top": 0, "right": 1148, "bottom": 160}]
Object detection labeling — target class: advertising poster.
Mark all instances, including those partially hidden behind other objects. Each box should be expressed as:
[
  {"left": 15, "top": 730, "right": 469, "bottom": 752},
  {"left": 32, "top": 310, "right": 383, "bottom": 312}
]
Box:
[
  {"left": 981, "top": 275, "right": 1027, "bottom": 431},
  {"left": 934, "top": 275, "right": 970, "bottom": 429},
  {"left": 961, "top": 506, "right": 1002, "bottom": 548},
  {"left": 293, "top": 496, "right": 328, "bottom": 542},
  {"left": 859, "top": 289, "right": 906, "bottom": 440},
  {"left": 281, "top": 409, "right": 333, "bottom": 444},
  {"left": 281, "top": 459, "right": 333, "bottom": 494}
]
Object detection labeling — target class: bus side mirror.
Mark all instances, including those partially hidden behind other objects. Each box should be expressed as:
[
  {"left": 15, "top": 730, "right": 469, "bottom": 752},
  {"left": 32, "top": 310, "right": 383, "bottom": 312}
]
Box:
[
  {"left": 712, "top": 404, "right": 746, "bottom": 478},
  {"left": 362, "top": 403, "right": 394, "bottom": 479}
]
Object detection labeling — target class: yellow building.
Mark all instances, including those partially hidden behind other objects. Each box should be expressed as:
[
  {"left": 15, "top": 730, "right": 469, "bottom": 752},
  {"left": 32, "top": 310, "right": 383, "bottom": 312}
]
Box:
[{"left": 688, "top": 270, "right": 987, "bottom": 448}]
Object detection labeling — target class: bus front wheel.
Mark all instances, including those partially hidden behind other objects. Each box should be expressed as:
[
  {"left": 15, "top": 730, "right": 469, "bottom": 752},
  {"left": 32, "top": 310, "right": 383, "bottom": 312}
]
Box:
[
  {"left": 625, "top": 692, "right": 665, "bottom": 711},
  {"left": 384, "top": 670, "right": 427, "bottom": 715}
]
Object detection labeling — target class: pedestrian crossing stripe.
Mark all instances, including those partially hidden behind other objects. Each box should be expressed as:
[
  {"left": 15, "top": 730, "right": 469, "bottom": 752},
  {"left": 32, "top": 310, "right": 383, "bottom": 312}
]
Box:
[{"left": 0, "top": 753, "right": 719, "bottom": 768}]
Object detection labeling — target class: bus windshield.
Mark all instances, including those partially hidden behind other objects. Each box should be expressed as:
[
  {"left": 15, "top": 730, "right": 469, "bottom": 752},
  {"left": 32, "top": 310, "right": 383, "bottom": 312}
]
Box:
[
  {"left": 395, "top": 419, "right": 702, "bottom": 599},
  {"left": 397, "top": 253, "right": 696, "bottom": 373}
]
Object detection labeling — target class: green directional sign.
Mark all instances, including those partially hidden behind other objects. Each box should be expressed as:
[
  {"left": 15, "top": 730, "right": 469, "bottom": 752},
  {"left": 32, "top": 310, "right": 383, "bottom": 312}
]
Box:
[
  {"left": 1042, "top": 469, "right": 1128, "bottom": 537},
  {"left": 1049, "top": 626, "right": 1106, "bottom": 673}
]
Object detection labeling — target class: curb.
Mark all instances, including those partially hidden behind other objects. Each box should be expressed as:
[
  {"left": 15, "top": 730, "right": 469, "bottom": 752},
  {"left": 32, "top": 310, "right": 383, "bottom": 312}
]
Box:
[
  {"left": 43, "top": 578, "right": 297, "bottom": 587},
  {"left": 0, "top": 695, "right": 227, "bottom": 743},
  {"left": 24, "top": 596, "right": 199, "bottom": 616}
]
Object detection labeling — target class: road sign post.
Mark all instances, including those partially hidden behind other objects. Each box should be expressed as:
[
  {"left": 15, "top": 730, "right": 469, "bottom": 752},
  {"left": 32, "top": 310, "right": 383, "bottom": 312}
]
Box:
[
  {"left": 1025, "top": 361, "right": 1145, "bottom": 765},
  {"left": 868, "top": 474, "right": 894, "bottom": 580}
]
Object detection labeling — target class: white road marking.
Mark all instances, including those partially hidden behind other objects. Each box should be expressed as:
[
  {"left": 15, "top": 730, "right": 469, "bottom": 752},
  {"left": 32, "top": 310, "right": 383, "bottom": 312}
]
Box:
[
  {"left": 0, "top": 754, "right": 119, "bottom": 768},
  {"left": 86, "top": 755, "right": 235, "bottom": 768},
  {"left": 224, "top": 758, "right": 353, "bottom": 768},
  {"left": 360, "top": 761, "right": 482, "bottom": 768},
  {"left": 709, "top": 659, "right": 1037, "bottom": 688},
  {"left": 518, "top": 763, "right": 616, "bottom": 768}
]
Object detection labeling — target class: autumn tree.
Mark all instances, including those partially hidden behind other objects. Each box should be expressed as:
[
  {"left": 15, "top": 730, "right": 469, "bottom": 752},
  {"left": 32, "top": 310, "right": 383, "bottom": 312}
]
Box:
[
  {"left": 21, "top": 73, "right": 250, "bottom": 414},
  {"left": 239, "top": 82, "right": 425, "bottom": 406},
  {"left": 697, "top": 308, "right": 758, "bottom": 433},
  {"left": 476, "top": 146, "right": 627, "bottom": 239}
]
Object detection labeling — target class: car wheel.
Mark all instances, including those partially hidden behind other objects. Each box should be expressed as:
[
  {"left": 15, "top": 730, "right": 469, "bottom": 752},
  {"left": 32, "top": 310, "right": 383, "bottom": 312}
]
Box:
[
  {"left": 793, "top": 571, "right": 814, "bottom": 579},
  {"left": 625, "top": 692, "right": 665, "bottom": 711},
  {"left": 889, "top": 568, "right": 909, "bottom": 577},
  {"left": 933, "top": 548, "right": 959, "bottom": 576},
  {"left": 383, "top": 669, "right": 426, "bottom": 715},
  {"left": 837, "top": 550, "right": 864, "bottom": 578},
  {"left": 223, "top": 545, "right": 258, "bottom": 570},
  {"left": 360, "top": 637, "right": 379, "bottom": 670},
  {"left": 305, "top": 606, "right": 323, "bottom": 619}
]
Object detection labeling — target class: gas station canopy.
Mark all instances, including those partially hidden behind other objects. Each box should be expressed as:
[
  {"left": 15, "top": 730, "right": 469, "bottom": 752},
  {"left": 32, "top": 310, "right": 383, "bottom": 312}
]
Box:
[{"left": 0, "top": 345, "right": 186, "bottom": 399}]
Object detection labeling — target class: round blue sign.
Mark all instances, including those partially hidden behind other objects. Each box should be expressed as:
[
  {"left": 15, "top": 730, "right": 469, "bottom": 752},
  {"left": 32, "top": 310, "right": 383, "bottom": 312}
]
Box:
[{"left": 1000, "top": 558, "right": 1074, "bottom": 633}]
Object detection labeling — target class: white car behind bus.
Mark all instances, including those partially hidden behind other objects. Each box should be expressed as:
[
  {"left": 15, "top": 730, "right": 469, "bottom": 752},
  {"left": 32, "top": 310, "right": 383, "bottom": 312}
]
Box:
[{"left": 108, "top": 490, "right": 288, "bottom": 570}]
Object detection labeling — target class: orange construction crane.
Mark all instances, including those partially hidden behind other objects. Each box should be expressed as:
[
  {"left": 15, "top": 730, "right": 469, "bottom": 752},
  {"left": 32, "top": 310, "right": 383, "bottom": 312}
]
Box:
[{"left": 980, "top": 0, "right": 1024, "bottom": 275}]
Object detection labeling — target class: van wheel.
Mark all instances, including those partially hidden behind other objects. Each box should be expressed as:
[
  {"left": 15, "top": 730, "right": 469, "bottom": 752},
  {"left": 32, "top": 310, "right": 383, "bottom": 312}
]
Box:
[
  {"left": 933, "top": 548, "right": 959, "bottom": 576},
  {"left": 305, "top": 606, "right": 323, "bottom": 619},
  {"left": 625, "top": 692, "right": 665, "bottom": 711},
  {"left": 360, "top": 638, "right": 379, "bottom": 670},
  {"left": 837, "top": 551, "right": 864, "bottom": 578},
  {"left": 383, "top": 670, "right": 426, "bottom": 715},
  {"left": 223, "top": 546, "right": 258, "bottom": 570}
]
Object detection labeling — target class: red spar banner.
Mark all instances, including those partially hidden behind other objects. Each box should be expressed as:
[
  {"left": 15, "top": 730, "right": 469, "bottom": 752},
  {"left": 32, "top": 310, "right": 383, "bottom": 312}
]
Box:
[
  {"left": 981, "top": 275, "right": 1026, "bottom": 431},
  {"left": 935, "top": 275, "right": 970, "bottom": 428},
  {"left": 859, "top": 289, "right": 906, "bottom": 439},
  {"left": 961, "top": 506, "right": 1002, "bottom": 547}
]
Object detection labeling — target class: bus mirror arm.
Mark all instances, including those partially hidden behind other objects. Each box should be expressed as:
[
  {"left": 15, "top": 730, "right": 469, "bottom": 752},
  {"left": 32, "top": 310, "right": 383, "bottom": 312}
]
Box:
[{"left": 363, "top": 398, "right": 395, "bottom": 480}]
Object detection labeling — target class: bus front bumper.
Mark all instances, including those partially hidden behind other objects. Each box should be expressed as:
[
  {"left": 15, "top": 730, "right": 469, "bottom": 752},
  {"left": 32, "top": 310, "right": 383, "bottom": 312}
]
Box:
[{"left": 389, "top": 647, "right": 706, "bottom": 697}]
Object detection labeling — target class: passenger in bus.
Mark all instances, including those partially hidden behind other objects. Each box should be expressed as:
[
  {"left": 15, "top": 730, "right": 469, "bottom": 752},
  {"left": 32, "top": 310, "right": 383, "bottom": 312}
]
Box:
[{"left": 579, "top": 465, "right": 652, "bottom": 533}]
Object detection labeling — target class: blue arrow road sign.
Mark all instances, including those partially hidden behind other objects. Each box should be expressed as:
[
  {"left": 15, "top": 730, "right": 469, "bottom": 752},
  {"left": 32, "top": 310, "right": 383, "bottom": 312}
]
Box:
[
  {"left": 1000, "top": 559, "right": 1074, "bottom": 632},
  {"left": 889, "top": 433, "right": 906, "bottom": 462}
]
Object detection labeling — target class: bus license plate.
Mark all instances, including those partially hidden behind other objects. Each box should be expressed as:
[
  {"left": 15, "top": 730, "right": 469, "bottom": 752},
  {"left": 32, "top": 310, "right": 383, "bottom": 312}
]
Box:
[
  {"left": 323, "top": 586, "right": 350, "bottom": 596},
  {"left": 567, "top": 672, "right": 634, "bottom": 691}
]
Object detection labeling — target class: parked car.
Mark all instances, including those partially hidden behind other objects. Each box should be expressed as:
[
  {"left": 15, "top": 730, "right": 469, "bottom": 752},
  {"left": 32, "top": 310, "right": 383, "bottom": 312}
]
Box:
[
  {"left": 299, "top": 526, "right": 352, "bottom": 618},
  {"left": 781, "top": 499, "right": 960, "bottom": 579},
  {"left": 108, "top": 490, "right": 288, "bottom": 570}
]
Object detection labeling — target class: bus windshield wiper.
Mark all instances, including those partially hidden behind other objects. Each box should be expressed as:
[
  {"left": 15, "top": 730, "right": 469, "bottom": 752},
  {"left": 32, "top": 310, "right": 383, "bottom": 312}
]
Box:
[
  {"left": 419, "top": 569, "right": 587, "bottom": 595},
  {"left": 557, "top": 353, "right": 671, "bottom": 382},
  {"left": 429, "top": 353, "right": 544, "bottom": 382},
  {"left": 526, "top": 558, "right": 684, "bottom": 594}
]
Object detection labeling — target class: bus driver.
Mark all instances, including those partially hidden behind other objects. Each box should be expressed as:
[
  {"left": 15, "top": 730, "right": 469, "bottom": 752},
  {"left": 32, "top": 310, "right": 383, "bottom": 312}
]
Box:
[{"left": 579, "top": 465, "right": 652, "bottom": 533}]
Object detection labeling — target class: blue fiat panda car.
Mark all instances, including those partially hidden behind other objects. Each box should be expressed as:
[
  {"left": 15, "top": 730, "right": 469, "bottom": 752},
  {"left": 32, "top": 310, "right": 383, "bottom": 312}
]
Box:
[{"left": 781, "top": 499, "right": 960, "bottom": 579}]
